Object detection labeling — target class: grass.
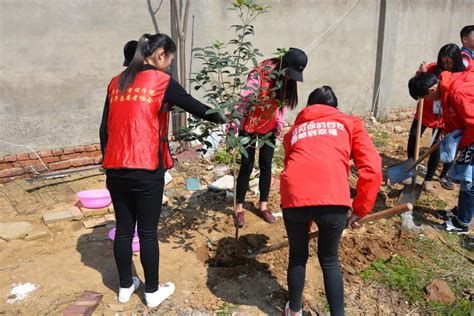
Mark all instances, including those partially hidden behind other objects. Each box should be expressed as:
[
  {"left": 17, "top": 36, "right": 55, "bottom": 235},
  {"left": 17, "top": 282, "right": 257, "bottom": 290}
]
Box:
[
  {"left": 415, "top": 195, "right": 448, "bottom": 210},
  {"left": 361, "top": 237, "right": 473, "bottom": 314},
  {"left": 373, "top": 131, "right": 390, "bottom": 148},
  {"left": 216, "top": 303, "right": 239, "bottom": 316}
]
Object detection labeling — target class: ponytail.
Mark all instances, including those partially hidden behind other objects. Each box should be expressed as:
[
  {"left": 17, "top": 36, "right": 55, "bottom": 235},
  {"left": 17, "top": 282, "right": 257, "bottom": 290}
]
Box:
[{"left": 118, "top": 33, "right": 177, "bottom": 93}]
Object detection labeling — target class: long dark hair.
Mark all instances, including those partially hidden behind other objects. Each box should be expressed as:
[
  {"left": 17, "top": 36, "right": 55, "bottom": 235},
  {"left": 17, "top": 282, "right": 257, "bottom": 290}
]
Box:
[
  {"left": 436, "top": 43, "right": 466, "bottom": 73},
  {"left": 118, "top": 33, "right": 176, "bottom": 93},
  {"left": 307, "top": 86, "right": 338, "bottom": 107},
  {"left": 270, "top": 58, "right": 298, "bottom": 110}
]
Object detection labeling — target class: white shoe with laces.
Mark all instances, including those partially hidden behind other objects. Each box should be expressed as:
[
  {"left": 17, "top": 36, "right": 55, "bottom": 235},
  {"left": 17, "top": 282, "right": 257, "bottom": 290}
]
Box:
[
  {"left": 285, "top": 301, "right": 302, "bottom": 316},
  {"left": 118, "top": 277, "right": 140, "bottom": 303},
  {"left": 145, "top": 282, "right": 175, "bottom": 308}
]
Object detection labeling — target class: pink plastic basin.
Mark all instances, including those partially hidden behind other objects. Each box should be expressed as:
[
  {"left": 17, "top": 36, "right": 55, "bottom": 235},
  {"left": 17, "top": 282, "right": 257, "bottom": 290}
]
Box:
[
  {"left": 108, "top": 227, "right": 140, "bottom": 252},
  {"left": 77, "top": 189, "right": 111, "bottom": 209}
]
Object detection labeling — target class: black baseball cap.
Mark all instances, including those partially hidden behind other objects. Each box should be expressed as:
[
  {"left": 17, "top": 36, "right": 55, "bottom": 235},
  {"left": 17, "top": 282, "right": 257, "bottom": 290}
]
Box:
[
  {"left": 283, "top": 48, "right": 308, "bottom": 82},
  {"left": 123, "top": 40, "right": 138, "bottom": 67}
]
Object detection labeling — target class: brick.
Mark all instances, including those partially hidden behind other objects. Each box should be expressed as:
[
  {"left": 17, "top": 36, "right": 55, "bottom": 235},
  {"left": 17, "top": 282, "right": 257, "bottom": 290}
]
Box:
[
  {"left": 25, "top": 230, "right": 48, "bottom": 241},
  {"left": 52, "top": 149, "right": 63, "bottom": 156},
  {"left": 63, "top": 291, "right": 102, "bottom": 316},
  {"left": 60, "top": 153, "right": 81, "bottom": 160},
  {"left": 95, "top": 144, "right": 101, "bottom": 151},
  {"left": 93, "top": 156, "right": 102, "bottom": 164},
  {"left": 0, "top": 157, "right": 4, "bottom": 163},
  {"left": 0, "top": 163, "right": 14, "bottom": 170},
  {"left": 0, "top": 167, "right": 25, "bottom": 178},
  {"left": 4, "top": 155, "right": 17, "bottom": 162},
  {"left": 68, "top": 206, "right": 84, "bottom": 220},
  {"left": 0, "top": 177, "right": 10, "bottom": 183},
  {"left": 42, "top": 156, "right": 60, "bottom": 164},
  {"left": 80, "top": 206, "right": 110, "bottom": 217},
  {"left": 49, "top": 160, "right": 72, "bottom": 170},
  {"left": 17, "top": 153, "right": 29, "bottom": 161},
  {"left": 43, "top": 210, "right": 74, "bottom": 224},
  {"left": 176, "top": 150, "right": 200, "bottom": 163},
  {"left": 17, "top": 159, "right": 36, "bottom": 167},
  {"left": 63, "top": 147, "right": 75, "bottom": 154},
  {"left": 25, "top": 164, "right": 48, "bottom": 173},
  {"left": 85, "top": 145, "right": 96, "bottom": 152},
  {"left": 28, "top": 152, "right": 39, "bottom": 159},
  {"left": 83, "top": 217, "right": 108, "bottom": 229},
  {"left": 74, "top": 146, "right": 86, "bottom": 153},
  {"left": 71, "top": 157, "right": 93, "bottom": 167},
  {"left": 83, "top": 151, "right": 101, "bottom": 158},
  {"left": 38, "top": 150, "right": 52, "bottom": 158}
]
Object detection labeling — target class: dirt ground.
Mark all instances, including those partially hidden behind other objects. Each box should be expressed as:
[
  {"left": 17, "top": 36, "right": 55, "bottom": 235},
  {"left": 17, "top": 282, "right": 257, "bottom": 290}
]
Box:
[{"left": 0, "top": 117, "right": 472, "bottom": 315}]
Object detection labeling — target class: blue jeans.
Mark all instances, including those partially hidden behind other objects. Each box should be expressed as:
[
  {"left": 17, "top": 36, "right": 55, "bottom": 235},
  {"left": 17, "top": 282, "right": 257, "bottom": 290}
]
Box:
[{"left": 458, "top": 176, "right": 474, "bottom": 226}]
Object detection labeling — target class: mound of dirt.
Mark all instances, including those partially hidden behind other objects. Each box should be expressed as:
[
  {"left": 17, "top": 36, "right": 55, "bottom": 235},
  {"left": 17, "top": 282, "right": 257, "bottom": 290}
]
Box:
[{"left": 207, "top": 234, "right": 269, "bottom": 267}]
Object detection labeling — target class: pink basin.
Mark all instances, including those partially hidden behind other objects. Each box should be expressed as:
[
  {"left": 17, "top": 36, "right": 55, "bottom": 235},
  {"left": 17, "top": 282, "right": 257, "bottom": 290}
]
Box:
[
  {"left": 108, "top": 227, "right": 140, "bottom": 252},
  {"left": 77, "top": 189, "right": 111, "bottom": 209}
]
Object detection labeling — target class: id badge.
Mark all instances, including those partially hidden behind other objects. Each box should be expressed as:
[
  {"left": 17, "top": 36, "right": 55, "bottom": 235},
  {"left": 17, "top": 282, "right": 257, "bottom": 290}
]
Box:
[{"left": 433, "top": 100, "right": 441, "bottom": 114}]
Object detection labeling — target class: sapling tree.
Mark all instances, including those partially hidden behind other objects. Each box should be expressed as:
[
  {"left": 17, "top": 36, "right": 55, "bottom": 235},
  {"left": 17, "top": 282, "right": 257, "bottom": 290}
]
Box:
[{"left": 180, "top": 0, "right": 286, "bottom": 238}]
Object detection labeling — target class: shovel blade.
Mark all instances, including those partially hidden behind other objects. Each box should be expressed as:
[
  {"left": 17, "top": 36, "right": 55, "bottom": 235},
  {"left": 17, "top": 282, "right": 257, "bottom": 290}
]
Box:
[
  {"left": 397, "top": 183, "right": 423, "bottom": 205},
  {"left": 387, "top": 159, "right": 416, "bottom": 184}
]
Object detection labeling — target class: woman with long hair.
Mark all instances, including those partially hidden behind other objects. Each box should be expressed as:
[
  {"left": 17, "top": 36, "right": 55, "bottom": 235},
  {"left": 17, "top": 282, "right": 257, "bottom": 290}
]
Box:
[
  {"left": 235, "top": 48, "right": 308, "bottom": 227},
  {"left": 99, "top": 33, "right": 223, "bottom": 308}
]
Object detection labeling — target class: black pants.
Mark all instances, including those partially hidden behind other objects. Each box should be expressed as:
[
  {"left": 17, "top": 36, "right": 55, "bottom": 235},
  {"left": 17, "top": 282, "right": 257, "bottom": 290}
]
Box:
[
  {"left": 106, "top": 176, "right": 164, "bottom": 293},
  {"left": 407, "top": 119, "right": 451, "bottom": 181},
  {"left": 236, "top": 132, "right": 275, "bottom": 204},
  {"left": 283, "top": 206, "right": 349, "bottom": 316}
]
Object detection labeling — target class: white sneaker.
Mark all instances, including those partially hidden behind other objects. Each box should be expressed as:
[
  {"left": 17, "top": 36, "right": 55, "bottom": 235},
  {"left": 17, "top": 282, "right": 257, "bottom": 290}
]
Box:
[
  {"left": 285, "top": 301, "right": 302, "bottom": 316},
  {"left": 118, "top": 277, "right": 140, "bottom": 303},
  {"left": 145, "top": 282, "right": 175, "bottom": 308}
]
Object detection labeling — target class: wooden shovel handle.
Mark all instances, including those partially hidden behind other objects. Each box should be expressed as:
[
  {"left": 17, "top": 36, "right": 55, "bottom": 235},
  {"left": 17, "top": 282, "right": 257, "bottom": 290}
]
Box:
[
  {"left": 250, "top": 203, "right": 413, "bottom": 257},
  {"left": 414, "top": 99, "right": 424, "bottom": 161}
]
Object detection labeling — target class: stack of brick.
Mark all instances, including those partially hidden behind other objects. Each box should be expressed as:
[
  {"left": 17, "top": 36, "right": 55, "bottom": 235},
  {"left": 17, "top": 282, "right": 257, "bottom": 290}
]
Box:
[{"left": 0, "top": 143, "right": 102, "bottom": 183}]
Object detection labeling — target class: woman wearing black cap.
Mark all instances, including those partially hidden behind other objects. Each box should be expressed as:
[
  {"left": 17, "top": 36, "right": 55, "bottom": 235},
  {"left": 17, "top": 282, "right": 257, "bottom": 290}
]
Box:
[
  {"left": 235, "top": 48, "right": 308, "bottom": 227},
  {"left": 99, "top": 33, "right": 224, "bottom": 308}
]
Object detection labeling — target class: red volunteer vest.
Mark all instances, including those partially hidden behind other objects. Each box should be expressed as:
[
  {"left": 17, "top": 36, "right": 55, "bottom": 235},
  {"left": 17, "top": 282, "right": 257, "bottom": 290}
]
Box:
[
  {"left": 102, "top": 70, "right": 173, "bottom": 170},
  {"left": 242, "top": 60, "right": 280, "bottom": 134}
]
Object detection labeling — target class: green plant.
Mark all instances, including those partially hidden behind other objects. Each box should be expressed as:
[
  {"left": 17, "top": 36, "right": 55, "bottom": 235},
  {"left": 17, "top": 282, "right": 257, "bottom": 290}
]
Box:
[
  {"left": 214, "top": 149, "right": 234, "bottom": 165},
  {"left": 179, "top": 0, "right": 285, "bottom": 238}
]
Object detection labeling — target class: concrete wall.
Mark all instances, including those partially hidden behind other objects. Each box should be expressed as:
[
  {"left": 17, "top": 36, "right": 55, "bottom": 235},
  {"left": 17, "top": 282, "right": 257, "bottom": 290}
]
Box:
[{"left": 0, "top": 0, "right": 473, "bottom": 155}]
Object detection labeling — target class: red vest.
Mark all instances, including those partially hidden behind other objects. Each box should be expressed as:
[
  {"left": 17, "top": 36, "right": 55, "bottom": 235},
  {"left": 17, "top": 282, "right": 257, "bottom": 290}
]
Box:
[
  {"left": 102, "top": 70, "right": 173, "bottom": 170},
  {"left": 242, "top": 59, "right": 280, "bottom": 134}
]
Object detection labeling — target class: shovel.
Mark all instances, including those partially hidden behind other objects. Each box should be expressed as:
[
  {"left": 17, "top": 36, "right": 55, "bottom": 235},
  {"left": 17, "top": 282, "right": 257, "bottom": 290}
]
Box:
[
  {"left": 387, "top": 98, "right": 436, "bottom": 185},
  {"left": 244, "top": 203, "right": 412, "bottom": 258},
  {"left": 387, "top": 142, "right": 440, "bottom": 184}
]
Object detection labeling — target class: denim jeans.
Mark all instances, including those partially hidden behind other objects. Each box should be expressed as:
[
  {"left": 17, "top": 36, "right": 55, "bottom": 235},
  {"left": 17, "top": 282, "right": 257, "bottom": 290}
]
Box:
[{"left": 458, "top": 171, "right": 474, "bottom": 226}]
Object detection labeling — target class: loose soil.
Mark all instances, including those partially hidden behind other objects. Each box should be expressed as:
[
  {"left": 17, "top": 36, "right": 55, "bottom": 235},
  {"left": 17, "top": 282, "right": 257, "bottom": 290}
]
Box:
[{"left": 0, "top": 117, "right": 472, "bottom": 315}]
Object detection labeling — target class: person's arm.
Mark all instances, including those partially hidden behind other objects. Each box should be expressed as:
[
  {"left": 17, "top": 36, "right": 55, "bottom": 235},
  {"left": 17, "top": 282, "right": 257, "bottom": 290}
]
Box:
[
  {"left": 350, "top": 119, "right": 383, "bottom": 217},
  {"left": 275, "top": 105, "right": 287, "bottom": 136},
  {"left": 163, "top": 78, "right": 224, "bottom": 124},
  {"left": 99, "top": 94, "right": 109, "bottom": 158}
]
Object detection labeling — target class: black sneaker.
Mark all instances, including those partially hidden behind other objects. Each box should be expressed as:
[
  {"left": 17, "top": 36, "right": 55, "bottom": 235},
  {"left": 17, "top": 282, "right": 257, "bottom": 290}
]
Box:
[
  {"left": 443, "top": 217, "right": 469, "bottom": 235},
  {"left": 436, "top": 207, "right": 457, "bottom": 220}
]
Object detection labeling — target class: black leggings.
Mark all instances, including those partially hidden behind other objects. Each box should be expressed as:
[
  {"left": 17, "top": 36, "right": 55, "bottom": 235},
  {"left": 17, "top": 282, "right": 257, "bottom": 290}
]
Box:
[
  {"left": 106, "top": 176, "right": 164, "bottom": 293},
  {"left": 283, "top": 206, "right": 349, "bottom": 316},
  {"left": 407, "top": 119, "right": 451, "bottom": 181},
  {"left": 236, "top": 132, "right": 275, "bottom": 204}
]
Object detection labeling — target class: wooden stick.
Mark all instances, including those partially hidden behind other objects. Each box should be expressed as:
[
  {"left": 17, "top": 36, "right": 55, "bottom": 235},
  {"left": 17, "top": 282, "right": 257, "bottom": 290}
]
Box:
[
  {"left": 414, "top": 99, "right": 424, "bottom": 161},
  {"left": 246, "top": 203, "right": 413, "bottom": 258}
]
